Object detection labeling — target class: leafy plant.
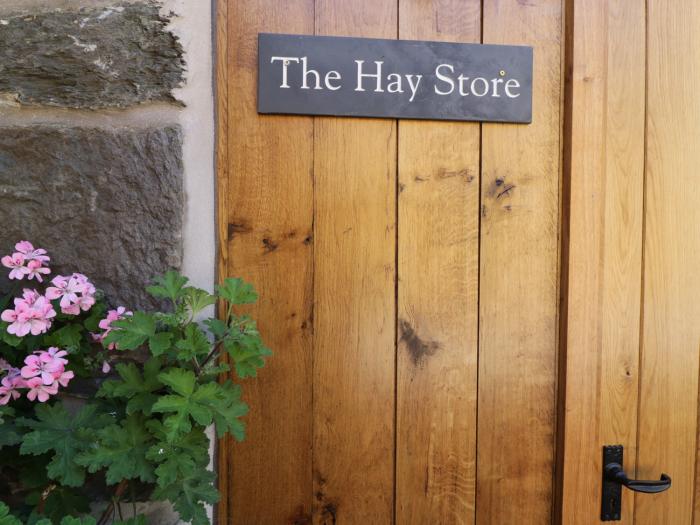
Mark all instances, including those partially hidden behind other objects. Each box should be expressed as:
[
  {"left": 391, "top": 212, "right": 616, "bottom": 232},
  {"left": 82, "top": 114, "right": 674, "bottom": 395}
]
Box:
[{"left": 0, "top": 242, "right": 270, "bottom": 523}]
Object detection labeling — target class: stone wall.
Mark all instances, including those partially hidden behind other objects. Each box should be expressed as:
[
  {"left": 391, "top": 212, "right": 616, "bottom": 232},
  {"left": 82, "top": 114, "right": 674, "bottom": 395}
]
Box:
[
  {"left": 0, "top": 0, "right": 215, "bottom": 312},
  {"left": 0, "top": 0, "right": 216, "bottom": 521}
]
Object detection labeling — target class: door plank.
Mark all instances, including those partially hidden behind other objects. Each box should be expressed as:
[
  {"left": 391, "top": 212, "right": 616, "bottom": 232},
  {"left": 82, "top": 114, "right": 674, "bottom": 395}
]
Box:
[
  {"left": 395, "top": 2, "right": 481, "bottom": 524},
  {"left": 477, "top": 1, "right": 563, "bottom": 523},
  {"left": 312, "top": 2, "right": 397, "bottom": 523},
  {"left": 221, "top": 0, "right": 315, "bottom": 522},
  {"left": 558, "top": 1, "right": 646, "bottom": 523},
  {"left": 637, "top": 1, "right": 700, "bottom": 523}
]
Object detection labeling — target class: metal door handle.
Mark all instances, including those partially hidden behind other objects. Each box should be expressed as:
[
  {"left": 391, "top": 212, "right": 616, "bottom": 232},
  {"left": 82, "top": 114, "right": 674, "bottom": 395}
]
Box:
[
  {"left": 601, "top": 445, "right": 672, "bottom": 521},
  {"left": 604, "top": 462, "right": 672, "bottom": 494}
]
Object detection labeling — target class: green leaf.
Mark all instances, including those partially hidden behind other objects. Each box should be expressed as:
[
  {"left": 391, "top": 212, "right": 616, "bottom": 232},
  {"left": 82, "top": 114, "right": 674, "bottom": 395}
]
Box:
[
  {"left": 0, "top": 406, "right": 22, "bottom": 450},
  {"left": 0, "top": 502, "right": 22, "bottom": 525},
  {"left": 152, "top": 369, "right": 199, "bottom": 439},
  {"left": 38, "top": 486, "right": 91, "bottom": 524},
  {"left": 0, "top": 322, "right": 22, "bottom": 347},
  {"left": 223, "top": 318, "right": 271, "bottom": 379},
  {"left": 76, "top": 414, "right": 155, "bottom": 485},
  {"left": 175, "top": 324, "right": 211, "bottom": 361},
  {"left": 113, "top": 517, "right": 147, "bottom": 525},
  {"left": 152, "top": 371, "right": 248, "bottom": 441},
  {"left": 60, "top": 517, "right": 96, "bottom": 525},
  {"left": 200, "top": 381, "right": 248, "bottom": 440},
  {"left": 149, "top": 332, "right": 174, "bottom": 357},
  {"left": 216, "top": 277, "right": 258, "bottom": 305},
  {"left": 152, "top": 469, "right": 219, "bottom": 525},
  {"left": 98, "top": 359, "right": 163, "bottom": 415},
  {"left": 157, "top": 368, "right": 197, "bottom": 397},
  {"left": 183, "top": 287, "right": 217, "bottom": 316},
  {"left": 204, "top": 318, "right": 227, "bottom": 339},
  {"left": 104, "top": 312, "right": 156, "bottom": 350},
  {"left": 146, "top": 423, "right": 209, "bottom": 489},
  {"left": 44, "top": 323, "right": 83, "bottom": 350},
  {"left": 18, "top": 404, "right": 111, "bottom": 487},
  {"left": 147, "top": 271, "right": 189, "bottom": 302},
  {"left": 200, "top": 362, "right": 231, "bottom": 377},
  {"left": 83, "top": 301, "right": 107, "bottom": 332}
]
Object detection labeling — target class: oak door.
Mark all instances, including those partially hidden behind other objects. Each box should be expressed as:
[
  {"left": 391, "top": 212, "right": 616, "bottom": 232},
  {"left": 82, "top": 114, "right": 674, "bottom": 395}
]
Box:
[
  {"left": 559, "top": 1, "right": 700, "bottom": 523},
  {"left": 217, "top": 0, "right": 563, "bottom": 523}
]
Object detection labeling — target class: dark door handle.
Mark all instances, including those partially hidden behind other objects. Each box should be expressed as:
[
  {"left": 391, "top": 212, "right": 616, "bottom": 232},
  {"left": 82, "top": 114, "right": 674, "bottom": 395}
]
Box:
[{"left": 604, "top": 462, "right": 672, "bottom": 494}]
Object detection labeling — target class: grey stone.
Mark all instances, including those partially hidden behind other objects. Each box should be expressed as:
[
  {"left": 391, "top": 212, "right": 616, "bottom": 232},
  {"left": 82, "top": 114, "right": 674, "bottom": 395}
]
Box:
[
  {"left": 0, "top": 126, "right": 184, "bottom": 311},
  {"left": 0, "top": 2, "right": 185, "bottom": 109}
]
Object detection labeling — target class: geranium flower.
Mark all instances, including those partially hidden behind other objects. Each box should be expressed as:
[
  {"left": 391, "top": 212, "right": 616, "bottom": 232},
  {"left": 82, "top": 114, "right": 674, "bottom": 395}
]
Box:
[
  {"left": 100, "top": 306, "right": 131, "bottom": 330},
  {"left": 23, "top": 297, "right": 56, "bottom": 336},
  {"left": 74, "top": 292, "right": 95, "bottom": 313},
  {"left": 15, "top": 241, "right": 50, "bottom": 263},
  {"left": 25, "top": 377, "right": 58, "bottom": 402},
  {"left": 94, "top": 306, "right": 132, "bottom": 349},
  {"left": 46, "top": 273, "right": 96, "bottom": 315},
  {"left": 5, "top": 367, "right": 24, "bottom": 386},
  {"left": 18, "top": 288, "right": 40, "bottom": 306},
  {"left": 45, "top": 347, "right": 69, "bottom": 366},
  {"left": 46, "top": 275, "right": 82, "bottom": 307},
  {"left": 3, "top": 294, "right": 56, "bottom": 337},
  {"left": 55, "top": 370, "right": 74, "bottom": 387},
  {"left": 21, "top": 351, "right": 65, "bottom": 385},
  {"left": 0, "top": 376, "right": 22, "bottom": 405},
  {"left": 1, "top": 304, "right": 27, "bottom": 334},
  {"left": 1, "top": 252, "right": 28, "bottom": 280},
  {"left": 25, "top": 260, "right": 50, "bottom": 282}
]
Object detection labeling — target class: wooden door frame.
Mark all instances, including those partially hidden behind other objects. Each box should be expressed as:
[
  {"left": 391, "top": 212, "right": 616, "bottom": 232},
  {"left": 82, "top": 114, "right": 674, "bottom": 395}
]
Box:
[
  {"left": 214, "top": 0, "right": 229, "bottom": 521},
  {"left": 555, "top": 0, "right": 647, "bottom": 521}
]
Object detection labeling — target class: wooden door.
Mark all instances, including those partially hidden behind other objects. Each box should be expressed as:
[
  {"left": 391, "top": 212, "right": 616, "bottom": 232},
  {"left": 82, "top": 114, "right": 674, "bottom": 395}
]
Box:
[
  {"left": 217, "top": 1, "right": 563, "bottom": 523},
  {"left": 558, "top": 0, "right": 700, "bottom": 523}
]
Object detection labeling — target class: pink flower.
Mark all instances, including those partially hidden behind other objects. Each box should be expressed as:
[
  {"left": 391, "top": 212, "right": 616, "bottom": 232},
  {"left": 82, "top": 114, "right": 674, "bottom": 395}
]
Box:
[
  {"left": 18, "top": 288, "right": 40, "bottom": 306},
  {"left": 46, "top": 273, "right": 96, "bottom": 315},
  {"left": 46, "top": 275, "right": 82, "bottom": 307},
  {"left": 55, "top": 370, "right": 74, "bottom": 388},
  {"left": 101, "top": 361, "right": 111, "bottom": 374},
  {"left": 25, "top": 377, "right": 58, "bottom": 402},
  {"left": 45, "top": 347, "right": 68, "bottom": 366},
  {"left": 1, "top": 304, "right": 25, "bottom": 334},
  {"left": 95, "top": 306, "right": 132, "bottom": 350},
  {"left": 0, "top": 347, "right": 72, "bottom": 405},
  {"left": 0, "top": 377, "right": 21, "bottom": 405},
  {"left": 15, "top": 241, "right": 50, "bottom": 263},
  {"left": 21, "top": 351, "right": 65, "bottom": 385},
  {"left": 75, "top": 293, "right": 95, "bottom": 312},
  {"left": 1, "top": 252, "right": 29, "bottom": 280},
  {"left": 3, "top": 296, "right": 56, "bottom": 337},
  {"left": 25, "top": 260, "right": 50, "bottom": 282},
  {"left": 98, "top": 306, "right": 131, "bottom": 330}
]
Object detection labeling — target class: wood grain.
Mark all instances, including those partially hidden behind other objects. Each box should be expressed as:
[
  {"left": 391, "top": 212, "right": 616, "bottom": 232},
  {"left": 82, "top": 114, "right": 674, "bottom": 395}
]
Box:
[
  {"left": 395, "top": 1, "right": 481, "bottom": 524},
  {"left": 222, "top": 1, "right": 315, "bottom": 523},
  {"left": 312, "top": 2, "right": 397, "bottom": 523},
  {"left": 215, "top": 0, "right": 229, "bottom": 520},
  {"left": 477, "top": 1, "right": 563, "bottom": 523},
  {"left": 637, "top": 1, "right": 700, "bottom": 523},
  {"left": 557, "top": 0, "right": 646, "bottom": 522}
]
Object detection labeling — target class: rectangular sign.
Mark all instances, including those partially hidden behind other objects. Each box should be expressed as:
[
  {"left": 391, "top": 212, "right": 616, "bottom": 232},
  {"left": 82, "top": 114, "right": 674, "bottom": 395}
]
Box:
[{"left": 258, "top": 33, "right": 533, "bottom": 123}]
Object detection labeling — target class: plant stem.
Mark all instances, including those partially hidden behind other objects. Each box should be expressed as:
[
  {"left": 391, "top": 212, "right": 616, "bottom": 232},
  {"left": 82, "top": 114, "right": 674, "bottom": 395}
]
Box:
[
  {"left": 37, "top": 484, "right": 56, "bottom": 514},
  {"left": 192, "top": 356, "right": 202, "bottom": 375},
  {"left": 97, "top": 480, "right": 128, "bottom": 525},
  {"left": 198, "top": 339, "right": 224, "bottom": 372}
]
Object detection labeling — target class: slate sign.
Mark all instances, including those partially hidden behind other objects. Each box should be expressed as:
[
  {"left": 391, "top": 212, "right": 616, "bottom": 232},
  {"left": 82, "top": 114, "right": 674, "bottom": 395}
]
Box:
[{"left": 258, "top": 33, "right": 533, "bottom": 123}]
